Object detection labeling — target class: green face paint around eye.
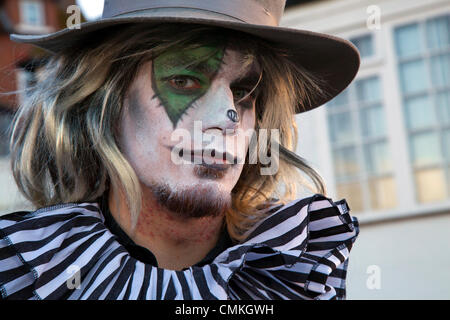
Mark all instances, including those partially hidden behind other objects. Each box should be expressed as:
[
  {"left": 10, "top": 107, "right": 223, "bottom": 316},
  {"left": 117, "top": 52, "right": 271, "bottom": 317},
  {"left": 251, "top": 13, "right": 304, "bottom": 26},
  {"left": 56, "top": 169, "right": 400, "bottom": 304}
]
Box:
[{"left": 152, "top": 45, "right": 225, "bottom": 127}]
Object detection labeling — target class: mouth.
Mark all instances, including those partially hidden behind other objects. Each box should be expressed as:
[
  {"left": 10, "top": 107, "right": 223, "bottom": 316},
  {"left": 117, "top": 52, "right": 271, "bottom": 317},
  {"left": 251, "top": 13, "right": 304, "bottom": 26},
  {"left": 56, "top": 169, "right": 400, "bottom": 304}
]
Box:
[{"left": 165, "top": 146, "right": 239, "bottom": 169}]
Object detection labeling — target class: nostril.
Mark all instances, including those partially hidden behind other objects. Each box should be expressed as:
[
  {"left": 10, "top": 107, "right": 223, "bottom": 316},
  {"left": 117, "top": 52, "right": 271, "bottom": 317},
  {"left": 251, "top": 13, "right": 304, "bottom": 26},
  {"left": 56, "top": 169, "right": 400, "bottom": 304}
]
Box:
[
  {"left": 211, "top": 149, "right": 216, "bottom": 157},
  {"left": 227, "top": 109, "right": 239, "bottom": 123}
]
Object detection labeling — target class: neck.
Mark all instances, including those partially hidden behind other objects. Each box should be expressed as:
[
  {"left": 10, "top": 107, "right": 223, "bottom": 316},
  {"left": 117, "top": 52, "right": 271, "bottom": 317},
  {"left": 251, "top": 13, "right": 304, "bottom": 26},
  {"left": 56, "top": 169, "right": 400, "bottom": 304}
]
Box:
[{"left": 107, "top": 186, "right": 226, "bottom": 271}]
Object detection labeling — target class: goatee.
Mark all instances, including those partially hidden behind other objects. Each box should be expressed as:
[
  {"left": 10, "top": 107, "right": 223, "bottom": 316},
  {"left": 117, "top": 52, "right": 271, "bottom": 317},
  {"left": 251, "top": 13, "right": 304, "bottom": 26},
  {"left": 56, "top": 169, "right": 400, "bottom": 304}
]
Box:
[{"left": 149, "top": 182, "right": 231, "bottom": 219}]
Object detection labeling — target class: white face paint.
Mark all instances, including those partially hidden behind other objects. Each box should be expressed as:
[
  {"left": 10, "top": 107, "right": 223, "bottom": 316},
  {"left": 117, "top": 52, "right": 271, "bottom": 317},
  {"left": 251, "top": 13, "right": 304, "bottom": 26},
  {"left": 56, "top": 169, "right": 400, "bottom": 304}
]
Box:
[{"left": 118, "top": 48, "right": 260, "bottom": 206}]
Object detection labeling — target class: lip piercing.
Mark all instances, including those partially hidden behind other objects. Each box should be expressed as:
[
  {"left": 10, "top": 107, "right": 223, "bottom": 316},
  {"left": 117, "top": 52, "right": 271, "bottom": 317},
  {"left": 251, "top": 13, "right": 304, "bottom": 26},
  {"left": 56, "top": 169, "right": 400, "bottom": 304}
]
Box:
[{"left": 227, "top": 109, "right": 239, "bottom": 123}]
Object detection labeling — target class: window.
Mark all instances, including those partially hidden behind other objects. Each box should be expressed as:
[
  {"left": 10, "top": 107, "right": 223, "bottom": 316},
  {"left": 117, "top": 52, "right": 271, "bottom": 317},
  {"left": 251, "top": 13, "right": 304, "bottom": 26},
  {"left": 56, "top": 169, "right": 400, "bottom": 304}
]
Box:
[
  {"left": 394, "top": 15, "right": 450, "bottom": 204},
  {"left": 351, "top": 34, "right": 375, "bottom": 59},
  {"left": 327, "top": 76, "right": 397, "bottom": 212},
  {"left": 20, "top": 0, "right": 45, "bottom": 27}
]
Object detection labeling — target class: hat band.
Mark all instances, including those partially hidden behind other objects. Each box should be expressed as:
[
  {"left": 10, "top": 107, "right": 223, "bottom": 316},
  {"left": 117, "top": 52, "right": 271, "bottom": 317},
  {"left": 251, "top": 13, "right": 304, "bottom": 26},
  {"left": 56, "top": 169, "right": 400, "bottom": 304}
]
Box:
[{"left": 103, "top": 0, "right": 279, "bottom": 26}]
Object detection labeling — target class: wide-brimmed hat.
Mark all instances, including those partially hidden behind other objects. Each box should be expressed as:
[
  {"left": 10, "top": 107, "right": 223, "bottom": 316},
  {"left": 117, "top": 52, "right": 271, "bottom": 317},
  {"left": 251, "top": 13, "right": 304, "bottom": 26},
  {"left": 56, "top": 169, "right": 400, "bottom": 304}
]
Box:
[{"left": 10, "top": 0, "right": 360, "bottom": 113}]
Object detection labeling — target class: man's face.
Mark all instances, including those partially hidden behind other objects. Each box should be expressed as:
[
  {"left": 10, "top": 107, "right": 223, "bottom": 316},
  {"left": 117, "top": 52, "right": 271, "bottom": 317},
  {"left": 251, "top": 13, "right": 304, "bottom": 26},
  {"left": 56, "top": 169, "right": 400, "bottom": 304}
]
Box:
[{"left": 118, "top": 45, "right": 260, "bottom": 218}]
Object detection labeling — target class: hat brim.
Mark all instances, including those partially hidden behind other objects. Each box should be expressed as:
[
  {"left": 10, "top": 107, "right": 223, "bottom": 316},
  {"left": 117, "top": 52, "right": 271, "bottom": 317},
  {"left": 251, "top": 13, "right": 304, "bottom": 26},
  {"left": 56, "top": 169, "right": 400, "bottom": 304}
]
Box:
[{"left": 10, "top": 16, "right": 360, "bottom": 113}]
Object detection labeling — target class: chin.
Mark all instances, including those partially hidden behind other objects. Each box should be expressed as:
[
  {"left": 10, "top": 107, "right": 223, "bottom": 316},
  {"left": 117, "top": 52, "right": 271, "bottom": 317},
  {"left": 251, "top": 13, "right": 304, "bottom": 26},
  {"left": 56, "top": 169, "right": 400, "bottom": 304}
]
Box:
[{"left": 149, "top": 180, "right": 231, "bottom": 219}]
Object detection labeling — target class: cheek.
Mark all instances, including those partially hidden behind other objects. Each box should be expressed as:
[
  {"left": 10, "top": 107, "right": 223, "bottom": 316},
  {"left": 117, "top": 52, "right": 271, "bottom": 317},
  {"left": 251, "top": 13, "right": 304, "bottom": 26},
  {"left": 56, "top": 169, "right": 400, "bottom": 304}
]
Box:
[
  {"left": 118, "top": 109, "right": 176, "bottom": 186},
  {"left": 240, "top": 108, "right": 256, "bottom": 144},
  {"left": 119, "top": 96, "right": 172, "bottom": 163},
  {"left": 243, "top": 111, "right": 256, "bottom": 129},
  {"left": 240, "top": 99, "right": 257, "bottom": 126}
]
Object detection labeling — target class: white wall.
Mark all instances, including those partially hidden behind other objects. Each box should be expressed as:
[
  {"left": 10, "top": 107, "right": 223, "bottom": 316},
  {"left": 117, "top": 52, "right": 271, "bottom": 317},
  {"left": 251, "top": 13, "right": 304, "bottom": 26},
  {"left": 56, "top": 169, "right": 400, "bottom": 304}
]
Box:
[
  {"left": 347, "top": 213, "right": 450, "bottom": 299},
  {"left": 0, "top": 158, "right": 32, "bottom": 215}
]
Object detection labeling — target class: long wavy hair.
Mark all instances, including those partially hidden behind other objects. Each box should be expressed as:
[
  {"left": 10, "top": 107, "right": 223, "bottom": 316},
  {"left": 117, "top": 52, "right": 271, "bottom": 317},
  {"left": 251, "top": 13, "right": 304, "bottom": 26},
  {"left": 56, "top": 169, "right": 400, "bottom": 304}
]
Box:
[{"left": 10, "top": 24, "right": 329, "bottom": 242}]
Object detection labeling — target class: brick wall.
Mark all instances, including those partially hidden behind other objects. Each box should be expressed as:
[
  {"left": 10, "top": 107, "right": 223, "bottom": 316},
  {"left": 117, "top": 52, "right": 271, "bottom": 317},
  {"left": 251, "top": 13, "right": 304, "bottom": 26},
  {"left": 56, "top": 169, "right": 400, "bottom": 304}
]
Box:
[{"left": 0, "top": 0, "right": 73, "bottom": 111}]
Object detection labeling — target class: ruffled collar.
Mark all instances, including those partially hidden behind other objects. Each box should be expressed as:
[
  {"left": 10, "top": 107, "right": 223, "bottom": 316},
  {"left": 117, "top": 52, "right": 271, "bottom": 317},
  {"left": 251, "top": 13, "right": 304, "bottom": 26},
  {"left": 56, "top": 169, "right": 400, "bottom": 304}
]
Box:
[
  {"left": 0, "top": 194, "right": 359, "bottom": 300},
  {"left": 97, "top": 194, "right": 234, "bottom": 268}
]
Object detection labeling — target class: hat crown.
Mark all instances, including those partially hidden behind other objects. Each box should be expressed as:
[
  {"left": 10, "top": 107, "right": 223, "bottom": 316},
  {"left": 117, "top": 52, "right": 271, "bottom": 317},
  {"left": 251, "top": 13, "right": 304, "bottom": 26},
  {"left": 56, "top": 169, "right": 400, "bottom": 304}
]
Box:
[{"left": 102, "top": 0, "right": 287, "bottom": 26}]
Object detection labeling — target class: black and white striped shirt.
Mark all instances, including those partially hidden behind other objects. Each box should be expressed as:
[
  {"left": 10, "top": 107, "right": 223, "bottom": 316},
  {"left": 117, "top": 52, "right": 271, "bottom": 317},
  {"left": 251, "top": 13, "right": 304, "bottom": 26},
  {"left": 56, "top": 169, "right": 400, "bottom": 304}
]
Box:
[{"left": 0, "top": 194, "right": 359, "bottom": 300}]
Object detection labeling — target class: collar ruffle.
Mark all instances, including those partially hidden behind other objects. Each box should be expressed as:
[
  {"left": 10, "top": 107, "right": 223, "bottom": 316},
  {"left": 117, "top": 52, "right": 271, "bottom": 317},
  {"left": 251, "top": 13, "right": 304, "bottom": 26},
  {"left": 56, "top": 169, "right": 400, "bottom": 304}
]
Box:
[{"left": 0, "top": 194, "right": 358, "bottom": 300}]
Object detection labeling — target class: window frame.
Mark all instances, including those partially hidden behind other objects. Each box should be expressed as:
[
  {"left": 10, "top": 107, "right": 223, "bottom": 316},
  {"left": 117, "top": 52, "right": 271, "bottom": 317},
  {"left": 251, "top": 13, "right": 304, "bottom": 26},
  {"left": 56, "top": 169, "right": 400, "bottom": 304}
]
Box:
[
  {"left": 348, "top": 31, "right": 382, "bottom": 67},
  {"left": 327, "top": 73, "right": 397, "bottom": 213},
  {"left": 19, "top": 0, "right": 45, "bottom": 27},
  {"left": 350, "top": 33, "right": 376, "bottom": 59},
  {"left": 393, "top": 14, "right": 450, "bottom": 204}
]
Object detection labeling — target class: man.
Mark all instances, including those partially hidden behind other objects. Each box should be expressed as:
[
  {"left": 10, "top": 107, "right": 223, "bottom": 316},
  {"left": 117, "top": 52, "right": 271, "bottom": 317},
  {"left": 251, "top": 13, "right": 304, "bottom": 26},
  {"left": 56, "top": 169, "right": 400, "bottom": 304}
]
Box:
[{"left": 0, "top": 0, "right": 359, "bottom": 299}]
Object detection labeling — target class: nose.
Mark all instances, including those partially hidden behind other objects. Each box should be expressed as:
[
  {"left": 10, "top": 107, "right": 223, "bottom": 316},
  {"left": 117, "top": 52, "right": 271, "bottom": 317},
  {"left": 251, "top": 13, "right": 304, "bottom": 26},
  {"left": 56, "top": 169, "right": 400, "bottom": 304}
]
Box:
[{"left": 196, "top": 82, "right": 239, "bottom": 134}]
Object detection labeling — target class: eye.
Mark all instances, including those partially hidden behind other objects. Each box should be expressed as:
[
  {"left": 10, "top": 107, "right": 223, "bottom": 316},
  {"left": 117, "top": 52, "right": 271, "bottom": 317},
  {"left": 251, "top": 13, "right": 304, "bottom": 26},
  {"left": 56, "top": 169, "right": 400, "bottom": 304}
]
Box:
[
  {"left": 168, "top": 76, "right": 201, "bottom": 90},
  {"left": 232, "top": 88, "right": 257, "bottom": 110},
  {"left": 233, "top": 88, "right": 252, "bottom": 101}
]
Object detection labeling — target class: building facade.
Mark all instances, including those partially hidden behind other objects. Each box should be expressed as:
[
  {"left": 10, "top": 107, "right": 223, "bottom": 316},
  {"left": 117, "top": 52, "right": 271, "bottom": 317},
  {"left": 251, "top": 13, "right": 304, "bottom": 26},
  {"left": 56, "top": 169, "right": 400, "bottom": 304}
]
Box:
[
  {"left": 284, "top": 0, "right": 450, "bottom": 298},
  {"left": 0, "top": 0, "right": 76, "bottom": 212}
]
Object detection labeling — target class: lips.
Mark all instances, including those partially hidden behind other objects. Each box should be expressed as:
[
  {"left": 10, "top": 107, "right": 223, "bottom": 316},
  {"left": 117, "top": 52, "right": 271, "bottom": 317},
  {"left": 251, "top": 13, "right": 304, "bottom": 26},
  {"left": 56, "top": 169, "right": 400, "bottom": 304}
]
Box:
[{"left": 166, "top": 145, "right": 239, "bottom": 167}]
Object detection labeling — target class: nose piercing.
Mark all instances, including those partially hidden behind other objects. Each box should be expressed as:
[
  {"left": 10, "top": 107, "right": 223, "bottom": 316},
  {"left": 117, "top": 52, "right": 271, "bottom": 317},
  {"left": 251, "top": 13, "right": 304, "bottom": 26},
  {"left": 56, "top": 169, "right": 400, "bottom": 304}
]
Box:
[{"left": 227, "top": 109, "right": 239, "bottom": 123}]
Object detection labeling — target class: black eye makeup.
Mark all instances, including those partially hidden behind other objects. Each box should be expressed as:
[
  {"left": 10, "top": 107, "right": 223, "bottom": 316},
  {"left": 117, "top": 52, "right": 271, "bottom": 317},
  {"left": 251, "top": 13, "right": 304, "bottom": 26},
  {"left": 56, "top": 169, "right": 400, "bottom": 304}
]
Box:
[{"left": 230, "top": 71, "right": 262, "bottom": 109}]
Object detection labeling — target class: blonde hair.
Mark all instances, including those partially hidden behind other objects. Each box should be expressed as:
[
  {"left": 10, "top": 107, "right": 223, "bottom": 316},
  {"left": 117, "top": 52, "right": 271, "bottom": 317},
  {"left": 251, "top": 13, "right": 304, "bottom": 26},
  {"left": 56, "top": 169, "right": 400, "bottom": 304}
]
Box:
[{"left": 10, "top": 24, "right": 329, "bottom": 242}]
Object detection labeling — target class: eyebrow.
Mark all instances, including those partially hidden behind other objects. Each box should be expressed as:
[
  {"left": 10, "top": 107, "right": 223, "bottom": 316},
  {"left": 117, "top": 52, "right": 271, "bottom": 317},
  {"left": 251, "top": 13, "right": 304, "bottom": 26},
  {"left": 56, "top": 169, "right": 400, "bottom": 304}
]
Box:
[
  {"left": 165, "top": 55, "right": 222, "bottom": 76},
  {"left": 230, "top": 70, "right": 262, "bottom": 90},
  {"left": 185, "top": 62, "right": 219, "bottom": 76}
]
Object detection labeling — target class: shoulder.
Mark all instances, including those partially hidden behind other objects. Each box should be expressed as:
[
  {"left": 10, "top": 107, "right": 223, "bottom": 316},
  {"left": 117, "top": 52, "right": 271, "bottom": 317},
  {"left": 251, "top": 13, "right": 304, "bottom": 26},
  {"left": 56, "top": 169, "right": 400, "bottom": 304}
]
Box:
[
  {"left": 0, "top": 202, "right": 105, "bottom": 238},
  {"left": 0, "top": 202, "right": 108, "bottom": 300},
  {"left": 243, "top": 194, "right": 356, "bottom": 243},
  {"left": 0, "top": 203, "right": 102, "bottom": 220},
  {"left": 265, "top": 193, "right": 357, "bottom": 233},
  {"left": 0, "top": 210, "right": 34, "bottom": 222},
  {"left": 271, "top": 193, "right": 351, "bottom": 216}
]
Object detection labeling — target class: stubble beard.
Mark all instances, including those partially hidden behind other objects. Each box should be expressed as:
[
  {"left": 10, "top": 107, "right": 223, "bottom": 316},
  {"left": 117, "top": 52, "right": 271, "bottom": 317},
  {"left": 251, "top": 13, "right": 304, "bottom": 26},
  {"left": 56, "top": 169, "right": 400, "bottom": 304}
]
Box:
[{"left": 148, "top": 170, "right": 232, "bottom": 219}]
